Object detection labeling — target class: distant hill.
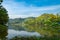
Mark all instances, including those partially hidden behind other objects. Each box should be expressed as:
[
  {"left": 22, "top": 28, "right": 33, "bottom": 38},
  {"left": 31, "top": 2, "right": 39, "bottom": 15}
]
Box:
[{"left": 8, "top": 17, "right": 35, "bottom": 30}]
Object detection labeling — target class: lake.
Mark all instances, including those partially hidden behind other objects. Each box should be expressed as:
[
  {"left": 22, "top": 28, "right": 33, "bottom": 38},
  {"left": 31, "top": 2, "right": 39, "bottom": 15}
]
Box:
[{"left": 6, "top": 29, "right": 41, "bottom": 39}]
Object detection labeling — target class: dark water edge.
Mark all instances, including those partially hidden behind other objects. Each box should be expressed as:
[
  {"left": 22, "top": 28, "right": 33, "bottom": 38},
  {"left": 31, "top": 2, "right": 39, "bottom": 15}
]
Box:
[{"left": 0, "top": 36, "right": 60, "bottom": 40}]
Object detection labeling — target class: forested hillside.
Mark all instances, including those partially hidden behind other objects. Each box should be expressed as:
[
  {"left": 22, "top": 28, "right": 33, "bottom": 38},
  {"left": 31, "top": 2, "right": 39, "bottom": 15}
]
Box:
[
  {"left": 8, "top": 13, "right": 60, "bottom": 37},
  {"left": 24, "top": 13, "right": 60, "bottom": 37}
]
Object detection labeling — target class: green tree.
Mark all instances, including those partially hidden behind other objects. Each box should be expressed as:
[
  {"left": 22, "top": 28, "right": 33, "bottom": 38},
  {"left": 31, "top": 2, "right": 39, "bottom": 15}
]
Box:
[
  {"left": 0, "top": 6, "right": 8, "bottom": 25},
  {"left": 0, "top": 0, "right": 8, "bottom": 39}
]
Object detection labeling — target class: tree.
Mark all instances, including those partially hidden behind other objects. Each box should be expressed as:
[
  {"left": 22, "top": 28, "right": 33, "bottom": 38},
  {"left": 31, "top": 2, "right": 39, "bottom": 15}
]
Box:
[
  {"left": 0, "top": 0, "right": 8, "bottom": 39},
  {"left": 0, "top": 6, "right": 8, "bottom": 25},
  {"left": 0, "top": 0, "right": 3, "bottom": 4}
]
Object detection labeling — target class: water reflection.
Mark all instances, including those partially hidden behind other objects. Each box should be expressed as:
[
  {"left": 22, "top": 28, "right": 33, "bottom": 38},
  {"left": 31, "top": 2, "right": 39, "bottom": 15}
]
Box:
[{"left": 7, "top": 29, "right": 41, "bottom": 39}]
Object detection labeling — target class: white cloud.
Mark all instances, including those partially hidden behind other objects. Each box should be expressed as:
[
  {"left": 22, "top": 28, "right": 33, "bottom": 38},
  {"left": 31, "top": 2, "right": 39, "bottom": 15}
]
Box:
[{"left": 2, "top": 0, "right": 60, "bottom": 19}]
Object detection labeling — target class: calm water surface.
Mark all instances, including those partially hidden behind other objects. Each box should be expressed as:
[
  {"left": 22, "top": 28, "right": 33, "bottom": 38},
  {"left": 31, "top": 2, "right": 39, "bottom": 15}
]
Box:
[{"left": 6, "top": 29, "right": 41, "bottom": 39}]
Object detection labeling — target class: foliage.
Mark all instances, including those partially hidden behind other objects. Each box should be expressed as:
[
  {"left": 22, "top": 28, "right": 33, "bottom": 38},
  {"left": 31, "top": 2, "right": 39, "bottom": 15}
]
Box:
[
  {"left": 0, "top": 24, "right": 8, "bottom": 38},
  {"left": 0, "top": 0, "right": 8, "bottom": 39},
  {"left": 0, "top": 6, "right": 8, "bottom": 25},
  {"left": 8, "top": 13, "right": 60, "bottom": 37},
  {"left": 24, "top": 13, "right": 60, "bottom": 37},
  {"left": 0, "top": 0, "right": 3, "bottom": 4}
]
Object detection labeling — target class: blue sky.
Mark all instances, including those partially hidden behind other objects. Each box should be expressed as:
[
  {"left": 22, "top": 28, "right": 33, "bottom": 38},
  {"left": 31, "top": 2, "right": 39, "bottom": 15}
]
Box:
[{"left": 2, "top": 0, "right": 60, "bottom": 18}]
